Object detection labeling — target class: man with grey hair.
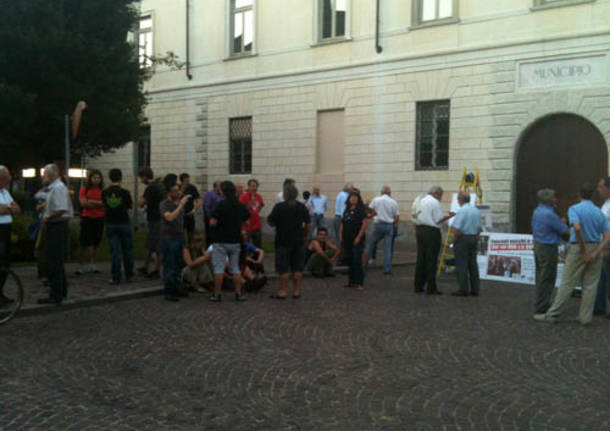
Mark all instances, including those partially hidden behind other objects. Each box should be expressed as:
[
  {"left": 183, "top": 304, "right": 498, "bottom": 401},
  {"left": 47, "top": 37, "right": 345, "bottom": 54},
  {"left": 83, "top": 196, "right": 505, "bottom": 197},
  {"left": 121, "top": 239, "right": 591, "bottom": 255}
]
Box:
[
  {"left": 451, "top": 192, "right": 482, "bottom": 297},
  {"left": 531, "top": 188, "right": 568, "bottom": 314},
  {"left": 0, "top": 166, "right": 21, "bottom": 306},
  {"left": 366, "top": 185, "right": 399, "bottom": 274},
  {"left": 37, "top": 164, "right": 73, "bottom": 305},
  {"left": 334, "top": 183, "right": 353, "bottom": 242},
  {"left": 413, "top": 186, "right": 455, "bottom": 294}
]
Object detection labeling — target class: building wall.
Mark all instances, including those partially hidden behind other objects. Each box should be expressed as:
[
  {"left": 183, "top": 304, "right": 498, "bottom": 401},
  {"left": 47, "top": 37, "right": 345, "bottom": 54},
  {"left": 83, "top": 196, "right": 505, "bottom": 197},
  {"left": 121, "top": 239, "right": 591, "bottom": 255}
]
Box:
[{"left": 93, "top": 0, "right": 610, "bottom": 230}]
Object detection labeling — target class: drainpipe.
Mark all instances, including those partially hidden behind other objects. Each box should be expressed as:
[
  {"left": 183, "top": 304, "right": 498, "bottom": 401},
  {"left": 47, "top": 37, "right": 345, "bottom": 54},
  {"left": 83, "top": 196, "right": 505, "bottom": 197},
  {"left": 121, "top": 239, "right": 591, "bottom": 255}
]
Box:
[
  {"left": 375, "top": 0, "right": 383, "bottom": 54},
  {"left": 186, "top": 0, "right": 193, "bottom": 80}
]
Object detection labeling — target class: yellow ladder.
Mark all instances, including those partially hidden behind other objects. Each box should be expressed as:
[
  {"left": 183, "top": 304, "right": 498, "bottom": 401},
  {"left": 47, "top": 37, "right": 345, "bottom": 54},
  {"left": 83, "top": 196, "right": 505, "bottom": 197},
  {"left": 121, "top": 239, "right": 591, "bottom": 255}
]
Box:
[{"left": 437, "top": 168, "right": 483, "bottom": 276}]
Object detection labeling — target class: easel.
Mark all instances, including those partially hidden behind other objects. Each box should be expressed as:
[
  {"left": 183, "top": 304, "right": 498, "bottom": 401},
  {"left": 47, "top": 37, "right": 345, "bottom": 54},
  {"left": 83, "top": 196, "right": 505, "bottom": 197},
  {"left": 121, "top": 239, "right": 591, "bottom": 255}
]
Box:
[{"left": 437, "top": 168, "right": 483, "bottom": 276}]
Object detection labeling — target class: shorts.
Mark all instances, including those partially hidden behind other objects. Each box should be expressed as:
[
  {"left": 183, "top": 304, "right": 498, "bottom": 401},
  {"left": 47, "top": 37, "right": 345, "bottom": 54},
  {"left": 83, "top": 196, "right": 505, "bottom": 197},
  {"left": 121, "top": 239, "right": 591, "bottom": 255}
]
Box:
[
  {"left": 80, "top": 217, "right": 104, "bottom": 247},
  {"left": 275, "top": 244, "right": 306, "bottom": 275},
  {"left": 146, "top": 220, "right": 161, "bottom": 253},
  {"left": 212, "top": 243, "right": 241, "bottom": 275}
]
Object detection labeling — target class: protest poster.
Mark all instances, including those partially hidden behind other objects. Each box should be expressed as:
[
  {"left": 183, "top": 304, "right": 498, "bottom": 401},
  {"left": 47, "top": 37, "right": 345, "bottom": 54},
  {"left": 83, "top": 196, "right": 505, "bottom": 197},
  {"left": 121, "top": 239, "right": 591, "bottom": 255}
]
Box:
[{"left": 477, "top": 232, "right": 569, "bottom": 287}]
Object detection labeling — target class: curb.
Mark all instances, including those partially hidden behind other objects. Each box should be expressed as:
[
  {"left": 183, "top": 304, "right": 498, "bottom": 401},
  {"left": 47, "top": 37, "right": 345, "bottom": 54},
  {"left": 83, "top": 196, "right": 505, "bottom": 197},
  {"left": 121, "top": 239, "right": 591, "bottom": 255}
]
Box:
[{"left": 14, "top": 260, "right": 416, "bottom": 319}]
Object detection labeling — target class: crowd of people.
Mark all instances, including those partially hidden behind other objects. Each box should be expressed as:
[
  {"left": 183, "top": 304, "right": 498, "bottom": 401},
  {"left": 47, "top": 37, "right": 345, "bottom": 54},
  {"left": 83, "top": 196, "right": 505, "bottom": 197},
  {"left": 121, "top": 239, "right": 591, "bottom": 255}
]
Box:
[{"left": 1, "top": 162, "right": 610, "bottom": 325}]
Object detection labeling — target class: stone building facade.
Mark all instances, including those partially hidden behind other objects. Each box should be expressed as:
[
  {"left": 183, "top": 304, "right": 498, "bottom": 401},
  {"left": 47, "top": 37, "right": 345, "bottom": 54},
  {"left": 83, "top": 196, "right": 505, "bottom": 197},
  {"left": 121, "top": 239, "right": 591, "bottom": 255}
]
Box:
[{"left": 94, "top": 0, "right": 610, "bottom": 232}]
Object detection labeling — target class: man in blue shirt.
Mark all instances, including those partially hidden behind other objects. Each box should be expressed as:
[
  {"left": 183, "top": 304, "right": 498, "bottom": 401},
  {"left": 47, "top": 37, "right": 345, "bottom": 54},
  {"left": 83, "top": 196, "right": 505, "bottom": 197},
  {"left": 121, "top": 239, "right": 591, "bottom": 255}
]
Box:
[
  {"left": 531, "top": 189, "right": 569, "bottom": 314},
  {"left": 535, "top": 183, "right": 610, "bottom": 326},
  {"left": 309, "top": 186, "right": 328, "bottom": 239},
  {"left": 334, "top": 183, "right": 352, "bottom": 243},
  {"left": 451, "top": 193, "right": 482, "bottom": 297}
]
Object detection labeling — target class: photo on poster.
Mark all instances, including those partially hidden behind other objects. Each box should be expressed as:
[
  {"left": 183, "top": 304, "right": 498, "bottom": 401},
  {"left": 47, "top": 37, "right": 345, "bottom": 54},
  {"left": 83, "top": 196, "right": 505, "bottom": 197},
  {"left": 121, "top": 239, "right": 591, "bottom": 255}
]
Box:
[{"left": 487, "top": 255, "right": 522, "bottom": 278}]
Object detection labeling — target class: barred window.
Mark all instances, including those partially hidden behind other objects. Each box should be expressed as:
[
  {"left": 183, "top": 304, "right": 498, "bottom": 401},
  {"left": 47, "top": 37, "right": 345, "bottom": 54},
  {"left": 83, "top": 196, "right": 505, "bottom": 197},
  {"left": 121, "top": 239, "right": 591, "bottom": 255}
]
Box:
[
  {"left": 137, "top": 125, "right": 151, "bottom": 169},
  {"left": 415, "top": 101, "right": 450, "bottom": 170},
  {"left": 229, "top": 117, "right": 252, "bottom": 174}
]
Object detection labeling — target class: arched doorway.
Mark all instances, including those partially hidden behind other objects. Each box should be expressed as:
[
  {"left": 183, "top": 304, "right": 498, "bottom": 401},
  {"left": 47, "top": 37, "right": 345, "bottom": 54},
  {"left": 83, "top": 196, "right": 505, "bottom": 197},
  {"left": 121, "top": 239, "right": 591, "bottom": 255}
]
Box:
[{"left": 515, "top": 113, "right": 608, "bottom": 233}]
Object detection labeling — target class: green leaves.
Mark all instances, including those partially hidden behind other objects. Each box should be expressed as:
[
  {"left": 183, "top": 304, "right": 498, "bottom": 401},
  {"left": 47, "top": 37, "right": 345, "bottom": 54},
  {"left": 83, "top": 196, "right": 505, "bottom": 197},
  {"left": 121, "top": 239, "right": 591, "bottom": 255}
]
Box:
[{"left": 0, "top": 0, "right": 146, "bottom": 169}]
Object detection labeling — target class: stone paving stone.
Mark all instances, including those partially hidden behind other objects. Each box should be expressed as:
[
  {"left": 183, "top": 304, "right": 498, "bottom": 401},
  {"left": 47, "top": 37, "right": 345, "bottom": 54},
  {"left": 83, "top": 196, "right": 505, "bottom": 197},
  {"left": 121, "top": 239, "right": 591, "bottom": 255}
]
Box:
[
  {"left": 13, "top": 247, "right": 416, "bottom": 307},
  {"left": 2, "top": 265, "right": 608, "bottom": 430}
]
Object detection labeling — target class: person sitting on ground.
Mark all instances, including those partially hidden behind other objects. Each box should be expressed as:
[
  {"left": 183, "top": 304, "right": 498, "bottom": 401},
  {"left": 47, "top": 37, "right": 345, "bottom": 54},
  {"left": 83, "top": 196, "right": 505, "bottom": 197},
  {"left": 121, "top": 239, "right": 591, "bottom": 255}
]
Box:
[
  {"left": 182, "top": 232, "right": 213, "bottom": 293},
  {"left": 306, "top": 227, "right": 339, "bottom": 278},
  {"left": 240, "top": 231, "right": 267, "bottom": 292}
]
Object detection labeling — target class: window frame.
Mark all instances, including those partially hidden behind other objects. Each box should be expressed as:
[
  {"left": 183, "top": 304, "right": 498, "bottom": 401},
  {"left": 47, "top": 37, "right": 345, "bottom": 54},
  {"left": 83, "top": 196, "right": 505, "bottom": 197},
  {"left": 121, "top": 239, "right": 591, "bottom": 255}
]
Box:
[
  {"left": 531, "top": 0, "right": 595, "bottom": 11},
  {"left": 226, "top": 0, "right": 257, "bottom": 59},
  {"left": 415, "top": 100, "right": 451, "bottom": 171},
  {"left": 229, "top": 117, "right": 253, "bottom": 175},
  {"left": 136, "top": 13, "right": 154, "bottom": 67},
  {"left": 137, "top": 125, "right": 151, "bottom": 169},
  {"left": 411, "top": 0, "right": 459, "bottom": 29},
  {"left": 313, "top": 0, "right": 352, "bottom": 45}
]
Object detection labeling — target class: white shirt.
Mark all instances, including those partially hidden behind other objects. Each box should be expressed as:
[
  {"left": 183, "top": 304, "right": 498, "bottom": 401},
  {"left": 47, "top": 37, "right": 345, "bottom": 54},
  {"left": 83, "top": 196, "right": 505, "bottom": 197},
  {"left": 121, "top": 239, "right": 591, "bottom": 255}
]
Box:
[
  {"left": 602, "top": 199, "right": 610, "bottom": 222},
  {"left": 416, "top": 194, "right": 443, "bottom": 228},
  {"left": 43, "top": 179, "right": 73, "bottom": 221},
  {"left": 369, "top": 194, "right": 399, "bottom": 224},
  {"left": 0, "top": 189, "right": 14, "bottom": 225}
]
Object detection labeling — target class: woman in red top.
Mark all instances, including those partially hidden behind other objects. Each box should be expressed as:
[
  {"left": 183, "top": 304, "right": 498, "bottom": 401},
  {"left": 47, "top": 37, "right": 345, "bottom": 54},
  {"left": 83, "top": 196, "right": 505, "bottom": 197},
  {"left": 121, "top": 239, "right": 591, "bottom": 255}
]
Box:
[{"left": 76, "top": 169, "right": 105, "bottom": 275}]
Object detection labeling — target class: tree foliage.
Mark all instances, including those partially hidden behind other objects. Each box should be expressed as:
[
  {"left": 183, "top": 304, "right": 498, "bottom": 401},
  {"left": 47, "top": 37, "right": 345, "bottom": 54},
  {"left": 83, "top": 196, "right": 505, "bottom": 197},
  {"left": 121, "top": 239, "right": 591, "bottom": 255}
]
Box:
[{"left": 0, "top": 0, "right": 147, "bottom": 169}]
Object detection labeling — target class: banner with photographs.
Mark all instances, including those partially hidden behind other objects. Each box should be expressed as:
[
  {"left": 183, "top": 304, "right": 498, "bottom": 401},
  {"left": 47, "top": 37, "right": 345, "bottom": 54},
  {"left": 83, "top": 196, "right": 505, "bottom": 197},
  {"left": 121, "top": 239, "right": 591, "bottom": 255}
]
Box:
[{"left": 477, "top": 233, "right": 568, "bottom": 286}]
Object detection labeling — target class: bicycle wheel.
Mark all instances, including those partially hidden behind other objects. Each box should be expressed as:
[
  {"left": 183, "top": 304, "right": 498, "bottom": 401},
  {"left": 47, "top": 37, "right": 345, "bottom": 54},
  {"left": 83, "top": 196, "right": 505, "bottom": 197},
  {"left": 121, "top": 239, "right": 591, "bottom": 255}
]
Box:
[{"left": 0, "top": 269, "right": 24, "bottom": 325}]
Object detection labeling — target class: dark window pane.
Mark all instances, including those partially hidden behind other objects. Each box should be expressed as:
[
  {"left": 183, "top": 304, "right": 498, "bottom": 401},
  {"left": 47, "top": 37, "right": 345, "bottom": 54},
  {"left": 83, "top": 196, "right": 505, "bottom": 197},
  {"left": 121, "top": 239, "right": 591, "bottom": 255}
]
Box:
[
  {"left": 322, "top": 0, "right": 332, "bottom": 38},
  {"left": 336, "top": 11, "right": 345, "bottom": 36},
  {"left": 416, "top": 101, "right": 450, "bottom": 170},
  {"left": 230, "top": 118, "right": 252, "bottom": 174}
]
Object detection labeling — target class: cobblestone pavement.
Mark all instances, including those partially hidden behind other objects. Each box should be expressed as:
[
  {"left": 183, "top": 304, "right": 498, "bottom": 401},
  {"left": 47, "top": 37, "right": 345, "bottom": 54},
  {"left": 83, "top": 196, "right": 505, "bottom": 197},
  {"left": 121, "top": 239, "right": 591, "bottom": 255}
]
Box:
[
  {"left": 14, "top": 248, "right": 416, "bottom": 307},
  {"left": 2, "top": 266, "right": 609, "bottom": 430}
]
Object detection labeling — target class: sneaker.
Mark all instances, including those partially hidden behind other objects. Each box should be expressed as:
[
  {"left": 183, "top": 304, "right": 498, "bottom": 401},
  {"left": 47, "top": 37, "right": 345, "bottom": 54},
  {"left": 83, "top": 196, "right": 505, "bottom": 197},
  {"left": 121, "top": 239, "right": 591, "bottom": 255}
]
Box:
[
  {"left": 87, "top": 266, "right": 101, "bottom": 274},
  {"left": 75, "top": 268, "right": 85, "bottom": 276},
  {"left": 533, "top": 313, "right": 556, "bottom": 323},
  {"left": 164, "top": 294, "right": 179, "bottom": 302},
  {"left": 367, "top": 258, "right": 374, "bottom": 265},
  {"left": 235, "top": 292, "right": 248, "bottom": 302},
  {"left": 209, "top": 293, "right": 222, "bottom": 302},
  {"left": 108, "top": 279, "right": 120, "bottom": 285},
  {"left": 137, "top": 266, "right": 148, "bottom": 275},
  {"left": 450, "top": 291, "right": 469, "bottom": 297}
]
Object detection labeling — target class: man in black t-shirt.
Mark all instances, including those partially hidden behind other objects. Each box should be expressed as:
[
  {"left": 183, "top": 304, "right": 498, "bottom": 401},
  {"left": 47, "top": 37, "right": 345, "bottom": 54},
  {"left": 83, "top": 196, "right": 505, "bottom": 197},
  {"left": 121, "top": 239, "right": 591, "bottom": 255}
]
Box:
[
  {"left": 209, "top": 181, "right": 250, "bottom": 302},
  {"left": 268, "top": 183, "right": 311, "bottom": 299},
  {"left": 138, "top": 167, "right": 165, "bottom": 278},
  {"left": 103, "top": 169, "right": 134, "bottom": 284},
  {"left": 179, "top": 173, "right": 202, "bottom": 236}
]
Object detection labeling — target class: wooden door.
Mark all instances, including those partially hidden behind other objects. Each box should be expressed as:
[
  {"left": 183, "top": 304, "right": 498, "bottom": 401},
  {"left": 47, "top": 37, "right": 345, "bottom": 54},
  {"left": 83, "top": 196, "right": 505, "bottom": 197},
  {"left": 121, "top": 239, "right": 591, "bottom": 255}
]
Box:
[{"left": 515, "top": 114, "right": 607, "bottom": 233}]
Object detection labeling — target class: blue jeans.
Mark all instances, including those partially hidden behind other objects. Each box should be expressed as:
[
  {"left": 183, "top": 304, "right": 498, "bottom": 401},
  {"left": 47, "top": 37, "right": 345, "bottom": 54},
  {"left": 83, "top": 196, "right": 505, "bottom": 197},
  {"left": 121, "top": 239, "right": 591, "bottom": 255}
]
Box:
[
  {"left": 311, "top": 214, "right": 325, "bottom": 239},
  {"left": 366, "top": 223, "right": 394, "bottom": 273},
  {"left": 594, "top": 256, "right": 610, "bottom": 314},
  {"left": 106, "top": 224, "right": 134, "bottom": 282},
  {"left": 160, "top": 236, "right": 184, "bottom": 290},
  {"left": 344, "top": 238, "right": 365, "bottom": 286}
]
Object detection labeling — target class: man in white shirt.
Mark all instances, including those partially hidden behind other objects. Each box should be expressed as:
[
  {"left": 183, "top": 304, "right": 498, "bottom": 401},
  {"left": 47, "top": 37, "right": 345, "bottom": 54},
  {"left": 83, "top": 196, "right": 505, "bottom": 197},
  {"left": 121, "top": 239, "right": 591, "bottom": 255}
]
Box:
[
  {"left": 308, "top": 186, "right": 328, "bottom": 239},
  {"left": 0, "top": 166, "right": 21, "bottom": 306},
  {"left": 414, "top": 186, "right": 455, "bottom": 295},
  {"left": 595, "top": 177, "right": 610, "bottom": 317},
  {"left": 365, "top": 185, "right": 399, "bottom": 275},
  {"left": 38, "top": 164, "right": 74, "bottom": 305}
]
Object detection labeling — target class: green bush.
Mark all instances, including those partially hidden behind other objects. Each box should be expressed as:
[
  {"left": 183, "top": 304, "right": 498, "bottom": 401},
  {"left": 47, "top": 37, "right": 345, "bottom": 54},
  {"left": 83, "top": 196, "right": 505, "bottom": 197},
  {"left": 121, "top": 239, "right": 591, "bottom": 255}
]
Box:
[{"left": 10, "top": 214, "right": 36, "bottom": 261}]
